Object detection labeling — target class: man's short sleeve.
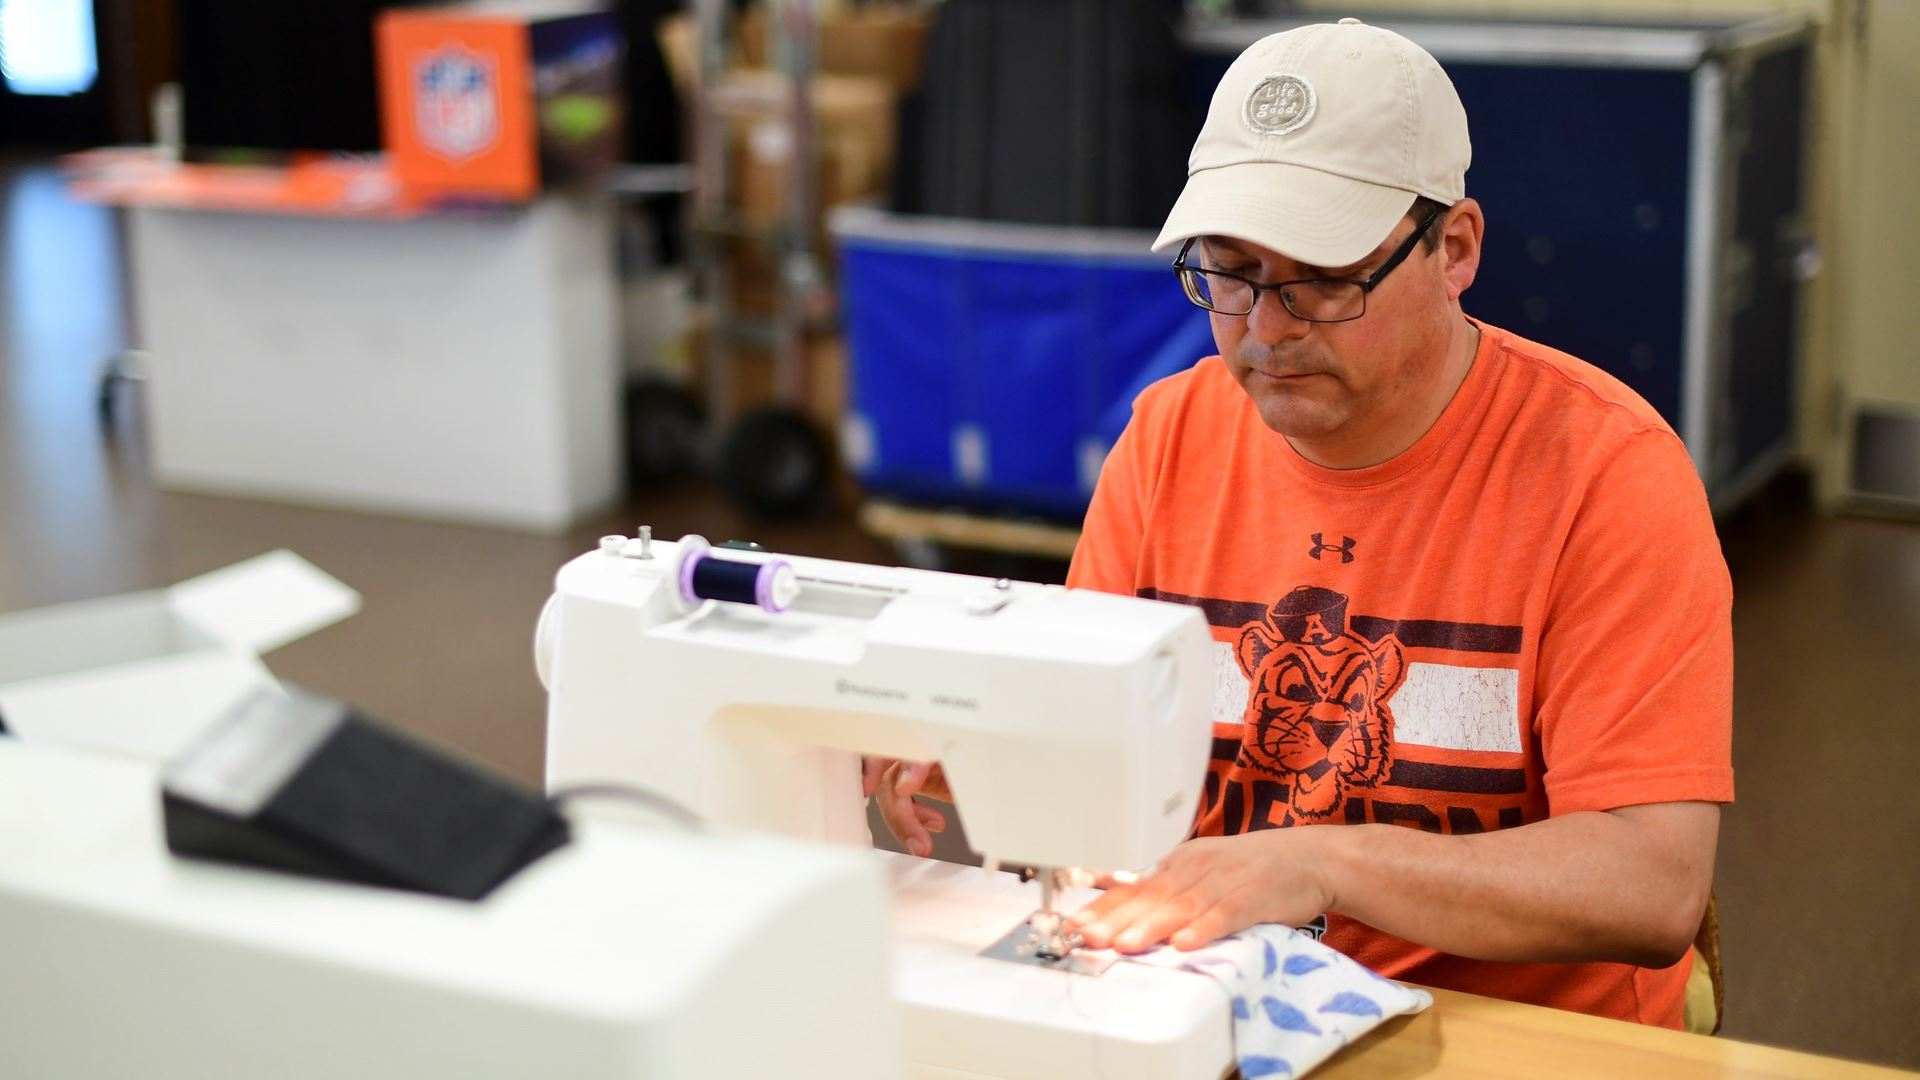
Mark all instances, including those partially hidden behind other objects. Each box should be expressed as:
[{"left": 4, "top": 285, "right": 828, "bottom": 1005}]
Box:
[
  {"left": 1533, "top": 428, "right": 1734, "bottom": 814},
  {"left": 1067, "top": 408, "right": 1153, "bottom": 596}
]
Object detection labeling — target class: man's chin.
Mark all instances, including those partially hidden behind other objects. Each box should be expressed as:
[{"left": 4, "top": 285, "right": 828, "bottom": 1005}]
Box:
[{"left": 1246, "top": 389, "right": 1344, "bottom": 440}]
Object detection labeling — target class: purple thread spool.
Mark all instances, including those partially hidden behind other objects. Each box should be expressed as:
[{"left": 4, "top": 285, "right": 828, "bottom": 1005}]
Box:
[{"left": 681, "top": 552, "right": 797, "bottom": 613}]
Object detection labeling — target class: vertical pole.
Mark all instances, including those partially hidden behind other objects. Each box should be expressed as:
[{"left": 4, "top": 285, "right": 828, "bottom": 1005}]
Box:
[
  {"left": 773, "top": 0, "right": 819, "bottom": 407},
  {"left": 691, "top": 0, "right": 735, "bottom": 423}
]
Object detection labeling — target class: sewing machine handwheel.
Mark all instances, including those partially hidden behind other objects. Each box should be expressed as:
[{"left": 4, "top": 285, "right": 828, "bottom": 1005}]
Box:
[{"left": 718, "top": 407, "right": 830, "bottom": 517}]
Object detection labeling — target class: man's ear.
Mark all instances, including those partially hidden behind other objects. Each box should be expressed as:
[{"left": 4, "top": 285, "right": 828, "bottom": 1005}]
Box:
[
  {"left": 1371, "top": 634, "right": 1408, "bottom": 700},
  {"left": 1439, "top": 198, "right": 1484, "bottom": 302},
  {"left": 1237, "top": 622, "right": 1281, "bottom": 679}
]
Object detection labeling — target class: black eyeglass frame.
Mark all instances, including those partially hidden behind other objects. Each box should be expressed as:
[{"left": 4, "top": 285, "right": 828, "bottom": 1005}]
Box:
[{"left": 1171, "top": 204, "right": 1449, "bottom": 322}]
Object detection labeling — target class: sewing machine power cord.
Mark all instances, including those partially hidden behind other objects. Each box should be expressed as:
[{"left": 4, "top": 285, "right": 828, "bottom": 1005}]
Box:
[{"left": 548, "top": 784, "right": 706, "bottom": 832}]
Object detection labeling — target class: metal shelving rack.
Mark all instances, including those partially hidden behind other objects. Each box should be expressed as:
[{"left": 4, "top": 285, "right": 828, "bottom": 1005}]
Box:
[{"left": 679, "top": 0, "right": 836, "bottom": 515}]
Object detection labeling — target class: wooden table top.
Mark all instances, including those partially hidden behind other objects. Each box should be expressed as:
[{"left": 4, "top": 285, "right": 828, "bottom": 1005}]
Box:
[{"left": 1317, "top": 987, "right": 1911, "bottom": 1078}]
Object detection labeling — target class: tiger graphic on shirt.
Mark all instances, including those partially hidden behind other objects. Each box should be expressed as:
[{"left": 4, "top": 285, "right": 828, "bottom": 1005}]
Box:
[{"left": 1236, "top": 585, "right": 1407, "bottom": 821}]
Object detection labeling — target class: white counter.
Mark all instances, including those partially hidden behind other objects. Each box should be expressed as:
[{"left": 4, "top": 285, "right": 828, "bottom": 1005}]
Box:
[{"left": 129, "top": 194, "right": 621, "bottom": 532}]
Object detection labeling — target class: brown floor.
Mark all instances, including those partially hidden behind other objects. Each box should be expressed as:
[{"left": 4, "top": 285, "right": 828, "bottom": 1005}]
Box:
[{"left": 2, "top": 162, "right": 1915, "bottom": 1070}]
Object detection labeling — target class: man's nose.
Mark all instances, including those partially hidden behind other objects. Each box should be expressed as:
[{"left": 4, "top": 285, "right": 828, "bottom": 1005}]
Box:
[{"left": 1244, "top": 287, "right": 1313, "bottom": 345}]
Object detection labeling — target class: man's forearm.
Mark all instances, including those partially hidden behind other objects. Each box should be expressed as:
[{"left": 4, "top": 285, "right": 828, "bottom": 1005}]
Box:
[{"left": 1318, "top": 804, "right": 1717, "bottom": 967}]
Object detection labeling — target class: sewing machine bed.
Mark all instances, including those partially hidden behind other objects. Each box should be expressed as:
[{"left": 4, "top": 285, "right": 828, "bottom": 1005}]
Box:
[{"left": 882, "top": 851, "right": 1233, "bottom": 1080}]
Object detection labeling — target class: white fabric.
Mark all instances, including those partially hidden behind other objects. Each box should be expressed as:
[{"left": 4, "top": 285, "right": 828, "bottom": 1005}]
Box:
[{"left": 1124, "top": 924, "right": 1432, "bottom": 1078}]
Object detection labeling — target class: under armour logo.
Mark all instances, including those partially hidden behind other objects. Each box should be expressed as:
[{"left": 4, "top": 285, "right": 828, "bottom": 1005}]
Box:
[{"left": 1309, "top": 534, "right": 1356, "bottom": 563}]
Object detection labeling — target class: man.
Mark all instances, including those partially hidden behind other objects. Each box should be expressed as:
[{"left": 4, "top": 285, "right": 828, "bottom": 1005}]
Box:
[{"left": 876, "top": 19, "right": 1731, "bottom": 1030}]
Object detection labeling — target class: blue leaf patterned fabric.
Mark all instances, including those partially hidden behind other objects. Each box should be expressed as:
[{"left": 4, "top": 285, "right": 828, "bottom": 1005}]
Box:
[
  {"left": 1261, "top": 996, "right": 1322, "bottom": 1035},
  {"left": 1122, "top": 924, "right": 1430, "bottom": 1077},
  {"left": 1318, "top": 992, "right": 1384, "bottom": 1018},
  {"left": 1284, "top": 954, "right": 1328, "bottom": 977}
]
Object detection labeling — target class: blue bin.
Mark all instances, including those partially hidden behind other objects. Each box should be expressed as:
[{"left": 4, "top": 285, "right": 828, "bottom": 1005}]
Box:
[{"left": 832, "top": 208, "right": 1212, "bottom": 520}]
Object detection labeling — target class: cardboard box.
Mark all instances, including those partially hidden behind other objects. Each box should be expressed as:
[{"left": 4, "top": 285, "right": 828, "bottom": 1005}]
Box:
[
  {"left": 0, "top": 551, "right": 360, "bottom": 763},
  {"left": 739, "top": 9, "right": 930, "bottom": 92},
  {"left": 722, "top": 70, "right": 895, "bottom": 230},
  {"left": 376, "top": 6, "right": 625, "bottom": 201}
]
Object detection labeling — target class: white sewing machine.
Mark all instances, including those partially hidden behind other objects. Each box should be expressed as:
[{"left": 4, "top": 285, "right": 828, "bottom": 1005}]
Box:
[
  {"left": 539, "top": 532, "right": 1236, "bottom": 1079},
  {"left": 0, "top": 737, "right": 908, "bottom": 1079}
]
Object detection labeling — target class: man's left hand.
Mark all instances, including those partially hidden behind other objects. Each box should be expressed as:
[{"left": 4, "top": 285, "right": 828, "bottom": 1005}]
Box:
[{"left": 1068, "top": 828, "right": 1338, "bottom": 953}]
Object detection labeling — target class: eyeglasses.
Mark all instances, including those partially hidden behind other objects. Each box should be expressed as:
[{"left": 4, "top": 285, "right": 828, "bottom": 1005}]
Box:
[{"left": 1172, "top": 205, "right": 1447, "bottom": 323}]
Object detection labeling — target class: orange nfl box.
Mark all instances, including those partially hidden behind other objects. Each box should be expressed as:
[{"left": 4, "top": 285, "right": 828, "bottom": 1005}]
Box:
[{"left": 377, "top": 7, "right": 623, "bottom": 202}]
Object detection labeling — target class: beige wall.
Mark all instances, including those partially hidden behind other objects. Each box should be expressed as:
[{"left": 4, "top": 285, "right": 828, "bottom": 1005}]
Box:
[
  {"left": 1822, "top": 0, "right": 1920, "bottom": 501},
  {"left": 1840, "top": 0, "right": 1920, "bottom": 406},
  {"left": 1299, "top": 0, "right": 1914, "bottom": 505}
]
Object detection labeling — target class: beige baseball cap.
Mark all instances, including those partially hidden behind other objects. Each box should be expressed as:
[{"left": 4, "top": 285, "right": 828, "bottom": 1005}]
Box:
[{"left": 1154, "top": 18, "right": 1471, "bottom": 267}]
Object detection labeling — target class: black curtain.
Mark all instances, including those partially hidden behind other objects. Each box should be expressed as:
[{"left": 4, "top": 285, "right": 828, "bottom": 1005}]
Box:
[{"left": 176, "top": 0, "right": 424, "bottom": 154}]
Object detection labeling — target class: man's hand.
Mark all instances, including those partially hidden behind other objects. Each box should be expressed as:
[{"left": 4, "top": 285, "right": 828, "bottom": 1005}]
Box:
[
  {"left": 1069, "top": 829, "right": 1337, "bottom": 953},
  {"left": 863, "top": 758, "right": 952, "bottom": 858},
  {"left": 1073, "top": 803, "right": 1718, "bottom": 966}
]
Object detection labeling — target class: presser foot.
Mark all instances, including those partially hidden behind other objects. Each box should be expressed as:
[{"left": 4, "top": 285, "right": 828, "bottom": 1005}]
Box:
[{"left": 977, "top": 914, "right": 1118, "bottom": 976}]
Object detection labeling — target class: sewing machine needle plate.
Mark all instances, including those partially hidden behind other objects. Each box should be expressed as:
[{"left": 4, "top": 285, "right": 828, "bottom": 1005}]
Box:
[{"left": 978, "top": 924, "right": 1120, "bottom": 977}]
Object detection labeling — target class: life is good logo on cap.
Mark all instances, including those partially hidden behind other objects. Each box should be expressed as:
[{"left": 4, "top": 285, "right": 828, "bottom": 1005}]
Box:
[{"left": 1243, "top": 74, "right": 1316, "bottom": 137}]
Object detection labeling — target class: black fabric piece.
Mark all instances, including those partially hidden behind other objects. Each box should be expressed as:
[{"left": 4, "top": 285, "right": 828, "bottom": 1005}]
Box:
[
  {"left": 902, "top": 0, "right": 1198, "bottom": 228},
  {"left": 177, "top": 2, "right": 437, "bottom": 154},
  {"left": 615, "top": 1, "right": 687, "bottom": 263},
  {"left": 618, "top": 0, "right": 684, "bottom": 166},
  {"left": 164, "top": 706, "right": 569, "bottom": 901}
]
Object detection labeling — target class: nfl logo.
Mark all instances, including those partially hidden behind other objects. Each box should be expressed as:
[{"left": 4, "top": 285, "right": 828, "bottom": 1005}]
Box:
[{"left": 413, "top": 46, "right": 499, "bottom": 161}]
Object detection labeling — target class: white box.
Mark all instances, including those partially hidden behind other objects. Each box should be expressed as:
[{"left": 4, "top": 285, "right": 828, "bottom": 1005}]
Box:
[
  {"left": 0, "top": 550, "right": 360, "bottom": 762},
  {"left": 129, "top": 195, "right": 622, "bottom": 532}
]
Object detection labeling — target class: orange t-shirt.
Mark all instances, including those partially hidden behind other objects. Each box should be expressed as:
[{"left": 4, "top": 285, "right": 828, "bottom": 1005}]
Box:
[{"left": 1067, "top": 320, "right": 1733, "bottom": 1029}]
